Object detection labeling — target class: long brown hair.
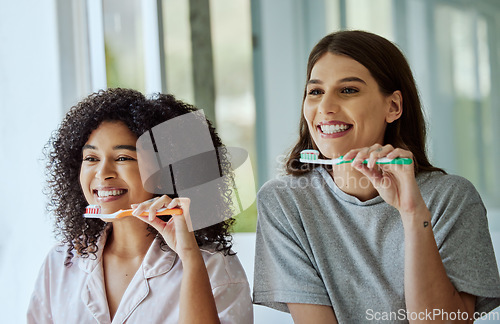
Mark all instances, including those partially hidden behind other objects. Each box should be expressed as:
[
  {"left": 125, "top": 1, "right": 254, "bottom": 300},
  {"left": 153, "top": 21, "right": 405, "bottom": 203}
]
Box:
[{"left": 286, "top": 30, "right": 444, "bottom": 175}]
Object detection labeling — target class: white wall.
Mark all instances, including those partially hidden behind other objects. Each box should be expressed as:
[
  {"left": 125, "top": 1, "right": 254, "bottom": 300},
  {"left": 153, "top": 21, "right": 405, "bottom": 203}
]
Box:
[{"left": 0, "top": 0, "right": 62, "bottom": 322}]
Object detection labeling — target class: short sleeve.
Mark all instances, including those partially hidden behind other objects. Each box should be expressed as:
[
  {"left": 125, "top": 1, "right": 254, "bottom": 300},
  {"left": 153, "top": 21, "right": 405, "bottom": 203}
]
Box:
[
  {"left": 213, "top": 282, "right": 253, "bottom": 324},
  {"left": 202, "top": 250, "right": 253, "bottom": 324},
  {"left": 253, "top": 181, "right": 331, "bottom": 312},
  {"left": 430, "top": 176, "right": 500, "bottom": 313}
]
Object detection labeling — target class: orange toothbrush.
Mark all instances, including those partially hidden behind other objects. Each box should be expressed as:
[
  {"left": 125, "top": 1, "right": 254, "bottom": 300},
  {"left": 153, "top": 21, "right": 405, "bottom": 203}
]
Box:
[{"left": 84, "top": 204, "right": 183, "bottom": 219}]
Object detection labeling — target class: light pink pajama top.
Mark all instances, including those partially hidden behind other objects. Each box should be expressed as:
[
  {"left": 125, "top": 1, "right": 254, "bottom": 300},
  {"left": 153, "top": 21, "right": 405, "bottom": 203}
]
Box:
[{"left": 27, "top": 227, "right": 253, "bottom": 324}]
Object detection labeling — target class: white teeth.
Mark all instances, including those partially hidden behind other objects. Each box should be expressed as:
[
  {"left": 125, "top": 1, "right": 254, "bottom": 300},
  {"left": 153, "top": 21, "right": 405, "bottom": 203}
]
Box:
[
  {"left": 320, "top": 124, "right": 349, "bottom": 134},
  {"left": 97, "top": 190, "right": 126, "bottom": 198}
]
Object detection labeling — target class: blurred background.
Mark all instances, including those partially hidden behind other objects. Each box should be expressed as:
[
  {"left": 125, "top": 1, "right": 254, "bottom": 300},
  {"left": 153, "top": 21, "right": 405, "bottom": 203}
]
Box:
[{"left": 1, "top": 0, "right": 499, "bottom": 322}]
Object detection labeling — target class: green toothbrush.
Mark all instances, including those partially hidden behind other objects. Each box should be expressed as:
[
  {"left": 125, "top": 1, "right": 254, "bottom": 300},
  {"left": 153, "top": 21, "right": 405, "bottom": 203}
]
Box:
[{"left": 299, "top": 149, "right": 412, "bottom": 165}]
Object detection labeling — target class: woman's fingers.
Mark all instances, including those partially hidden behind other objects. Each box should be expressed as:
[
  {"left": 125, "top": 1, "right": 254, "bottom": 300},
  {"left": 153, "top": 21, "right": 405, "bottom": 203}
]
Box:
[
  {"left": 366, "top": 144, "right": 394, "bottom": 168},
  {"left": 167, "top": 198, "right": 191, "bottom": 215},
  {"left": 148, "top": 196, "right": 169, "bottom": 221},
  {"left": 347, "top": 145, "right": 415, "bottom": 189},
  {"left": 131, "top": 195, "right": 173, "bottom": 221},
  {"left": 348, "top": 145, "right": 379, "bottom": 169},
  {"left": 343, "top": 147, "right": 368, "bottom": 161},
  {"left": 387, "top": 147, "right": 413, "bottom": 160},
  {"left": 134, "top": 210, "right": 171, "bottom": 232},
  {"left": 346, "top": 144, "right": 411, "bottom": 169},
  {"left": 133, "top": 197, "right": 196, "bottom": 256},
  {"left": 131, "top": 196, "right": 192, "bottom": 230},
  {"left": 166, "top": 198, "right": 193, "bottom": 231},
  {"left": 354, "top": 162, "right": 383, "bottom": 181}
]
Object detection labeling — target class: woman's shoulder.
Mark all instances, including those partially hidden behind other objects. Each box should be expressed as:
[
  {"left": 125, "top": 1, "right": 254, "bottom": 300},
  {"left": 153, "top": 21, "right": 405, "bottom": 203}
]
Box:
[
  {"left": 199, "top": 246, "right": 249, "bottom": 287},
  {"left": 34, "top": 243, "right": 80, "bottom": 281},
  {"left": 41, "top": 243, "right": 72, "bottom": 265},
  {"left": 418, "top": 171, "right": 483, "bottom": 204},
  {"left": 41, "top": 240, "right": 105, "bottom": 275},
  {"left": 419, "top": 171, "right": 479, "bottom": 192}
]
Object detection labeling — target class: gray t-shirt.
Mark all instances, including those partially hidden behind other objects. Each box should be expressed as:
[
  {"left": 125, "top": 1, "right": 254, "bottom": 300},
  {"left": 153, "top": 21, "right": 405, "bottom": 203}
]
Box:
[{"left": 253, "top": 167, "right": 500, "bottom": 323}]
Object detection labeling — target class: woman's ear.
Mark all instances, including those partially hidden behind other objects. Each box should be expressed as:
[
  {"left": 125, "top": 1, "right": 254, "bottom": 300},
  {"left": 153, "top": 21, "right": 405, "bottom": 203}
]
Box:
[{"left": 386, "top": 90, "right": 403, "bottom": 123}]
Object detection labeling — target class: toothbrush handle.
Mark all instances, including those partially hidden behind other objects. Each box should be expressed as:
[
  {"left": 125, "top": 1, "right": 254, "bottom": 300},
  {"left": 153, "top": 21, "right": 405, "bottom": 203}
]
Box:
[
  {"left": 299, "top": 156, "right": 412, "bottom": 165},
  {"left": 83, "top": 214, "right": 105, "bottom": 218},
  {"left": 122, "top": 207, "right": 183, "bottom": 218},
  {"left": 144, "top": 207, "right": 183, "bottom": 216},
  {"left": 299, "top": 158, "right": 336, "bottom": 165},
  {"left": 367, "top": 157, "right": 413, "bottom": 165},
  {"left": 84, "top": 208, "right": 183, "bottom": 219}
]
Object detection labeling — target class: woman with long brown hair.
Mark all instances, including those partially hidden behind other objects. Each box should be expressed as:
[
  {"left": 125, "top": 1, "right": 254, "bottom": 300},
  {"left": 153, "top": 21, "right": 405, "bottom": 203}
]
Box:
[{"left": 253, "top": 30, "right": 500, "bottom": 323}]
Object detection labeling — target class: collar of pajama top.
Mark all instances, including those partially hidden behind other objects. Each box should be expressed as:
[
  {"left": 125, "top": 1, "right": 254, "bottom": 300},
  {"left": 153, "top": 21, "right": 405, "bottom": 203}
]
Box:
[{"left": 78, "top": 225, "right": 177, "bottom": 323}]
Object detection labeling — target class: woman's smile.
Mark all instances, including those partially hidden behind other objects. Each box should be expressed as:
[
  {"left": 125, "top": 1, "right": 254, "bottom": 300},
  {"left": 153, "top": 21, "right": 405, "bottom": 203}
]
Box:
[
  {"left": 93, "top": 187, "right": 129, "bottom": 203},
  {"left": 317, "top": 120, "right": 353, "bottom": 138}
]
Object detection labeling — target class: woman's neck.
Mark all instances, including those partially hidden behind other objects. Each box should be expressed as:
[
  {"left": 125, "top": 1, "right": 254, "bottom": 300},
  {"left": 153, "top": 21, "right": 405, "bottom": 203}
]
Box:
[
  {"left": 330, "top": 164, "right": 379, "bottom": 202},
  {"left": 105, "top": 217, "right": 155, "bottom": 258}
]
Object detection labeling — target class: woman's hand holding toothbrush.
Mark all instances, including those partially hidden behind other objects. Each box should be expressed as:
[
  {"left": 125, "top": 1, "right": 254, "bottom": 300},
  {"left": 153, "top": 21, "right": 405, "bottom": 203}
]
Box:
[
  {"left": 343, "top": 144, "right": 429, "bottom": 224},
  {"left": 131, "top": 196, "right": 199, "bottom": 261},
  {"left": 132, "top": 197, "right": 221, "bottom": 323}
]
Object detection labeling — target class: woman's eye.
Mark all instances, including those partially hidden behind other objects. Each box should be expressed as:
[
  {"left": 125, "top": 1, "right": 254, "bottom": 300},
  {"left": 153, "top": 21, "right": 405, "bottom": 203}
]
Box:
[
  {"left": 83, "top": 156, "right": 98, "bottom": 162},
  {"left": 308, "top": 88, "right": 323, "bottom": 96},
  {"left": 341, "top": 87, "right": 358, "bottom": 94},
  {"left": 116, "top": 156, "right": 136, "bottom": 162}
]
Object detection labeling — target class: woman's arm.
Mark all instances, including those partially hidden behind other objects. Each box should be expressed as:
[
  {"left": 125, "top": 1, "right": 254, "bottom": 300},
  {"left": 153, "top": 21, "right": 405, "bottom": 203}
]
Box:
[
  {"left": 346, "top": 144, "right": 476, "bottom": 323},
  {"left": 288, "top": 303, "right": 338, "bottom": 324},
  {"left": 133, "top": 197, "right": 220, "bottom": 324},
  {"left": 177, "top": 243, "right": 220, "bottom": 324},
  {"left": 402, "top": 208, "right": 475, "bottom": 322}
]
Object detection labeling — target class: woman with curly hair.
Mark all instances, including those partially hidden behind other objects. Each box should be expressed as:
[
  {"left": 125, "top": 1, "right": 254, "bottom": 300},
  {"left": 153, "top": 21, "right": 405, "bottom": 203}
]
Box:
[{"left": 27, "top": 88, "right": 253, "bottom": 323}]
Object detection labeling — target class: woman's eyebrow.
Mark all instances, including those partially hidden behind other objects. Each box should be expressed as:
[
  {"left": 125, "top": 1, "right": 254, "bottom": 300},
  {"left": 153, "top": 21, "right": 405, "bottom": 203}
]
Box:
[
  {"left": 82, "top": 144, "right": 96, "bottom": 151},
  {"left": 307, "top": 79, "right": 323, "bottom": 85},
  {"left": 338, "top": 76, "right": 367, "bottom": 84},
  {"left": 81, "top": 144, "right": 137, "bottom": 151},
  {"left": 113, "top": 145, "right": 137, "bottom": 151},
  {"left": 307, "top": 76, "right": 367, "bottom": 85}
]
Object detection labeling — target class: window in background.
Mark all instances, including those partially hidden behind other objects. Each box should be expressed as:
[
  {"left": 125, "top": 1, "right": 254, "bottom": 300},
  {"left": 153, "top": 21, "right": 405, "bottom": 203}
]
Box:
[
  {"left": 427, "top": 1, "right": 499, "bottom": 210},
  {"left": 103, "top": 0, "right": 145, "bottom": 92},
  {"left": 209, "top": 0, "right": 256, "bottom": 232},
  {"left": 325, "top": 0, "right": 341, "bottom": 32},
  {"left": 444, "top": 6, "right": 498, "bottom": 207},
  {"left": 161, "top": 0, "right": 257, "bottom": 232},
  {"left": 102, "top": 0, "right": 257, "bottom": 231},
  {"left": 162, "top": 0, "right": 255, "bottom": 157},
  {"left": 345, "top": 0, "right": 393, "bottom": 39},
  {"left": 161, "top": 0, "right": 194, "bottom": 103}
]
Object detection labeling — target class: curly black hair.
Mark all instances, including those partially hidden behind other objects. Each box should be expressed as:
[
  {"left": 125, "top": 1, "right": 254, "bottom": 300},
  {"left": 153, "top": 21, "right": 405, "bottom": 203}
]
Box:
[{"left": 44, "top": 88, "right": 235, "bottom": 266}]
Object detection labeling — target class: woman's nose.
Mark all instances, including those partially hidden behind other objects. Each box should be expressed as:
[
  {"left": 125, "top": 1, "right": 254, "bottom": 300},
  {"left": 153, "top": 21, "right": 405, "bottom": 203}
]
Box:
[
  {"left": 318, "top": 92, "right": 340, "bottom": 114},
  {"left": 96, "top": 160, "right": 117, "bottom": 180}
]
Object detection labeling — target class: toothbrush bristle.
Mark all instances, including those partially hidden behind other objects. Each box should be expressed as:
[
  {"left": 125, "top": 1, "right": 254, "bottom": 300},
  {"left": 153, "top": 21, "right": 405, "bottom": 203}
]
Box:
[
  {"left": 85, "top": 205, "right": 101, "bottom": 215},
  {"left": 300, "top": 149, "right": 320, "bottom": 160}
]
